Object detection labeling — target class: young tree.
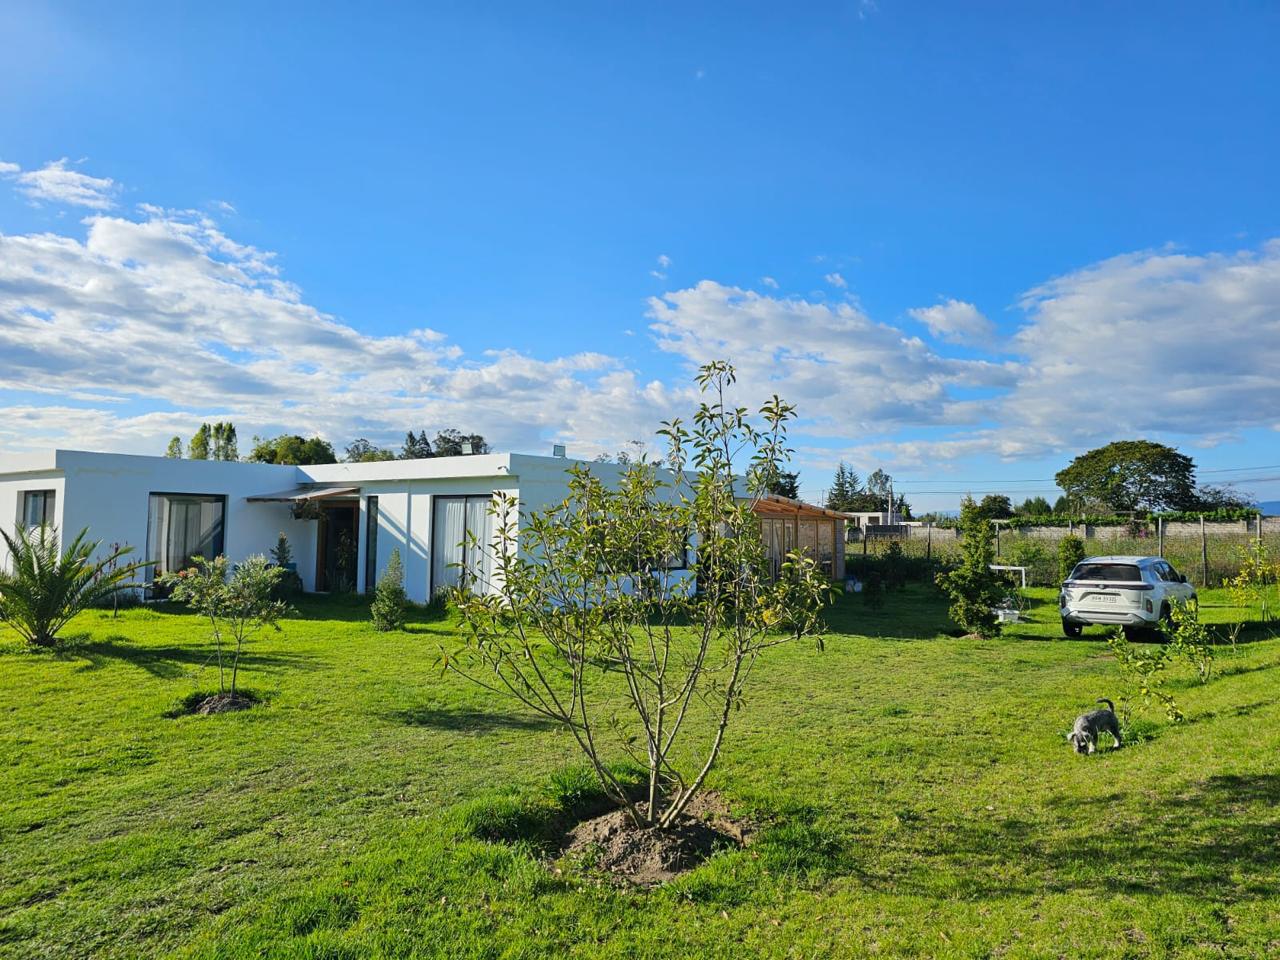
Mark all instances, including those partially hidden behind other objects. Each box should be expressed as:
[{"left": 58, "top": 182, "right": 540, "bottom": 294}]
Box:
[
  {"left": 158, "top": 555, "right": 291, "bottom": 711},
  {"left": 188, "top": 423, "right": 212, "bottom": 460},
  {"left": 1055, "top": 440, "right": 1197, "bottom": 512},
  {"left": 0, "top": 527, "right": 150, "bottom": 647},
  {"left": 370, "top": 548, "right": 408, "bottom": 631},
  {"left": 445, "top": 361, "right": 832, "bottom": 829},
  {"left": 401, "top": 431, "right": 434, "bottom": 460},
  {"left": 935, "top": 496, "right": 1005, "bottom": 639},
  {"left": 1058, "top": 534, "right": 1086, "bottom": 583},
  {"left": 165, "top": 436, "right": 183, "bottom": 458}
]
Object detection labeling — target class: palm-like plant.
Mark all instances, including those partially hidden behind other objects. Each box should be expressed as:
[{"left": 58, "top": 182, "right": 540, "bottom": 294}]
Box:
[{"left": 0, "top": 526, "right": 150, "bottom": 647}]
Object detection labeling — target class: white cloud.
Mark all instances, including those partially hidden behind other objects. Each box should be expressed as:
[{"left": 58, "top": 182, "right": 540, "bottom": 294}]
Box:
[
  {"left": 907, "top": 298, "right": 996, "bottom": 344},
  {"left": 0, "top": 160, "right": 20, "bottom": 175},
  {"left": 657, "top": 254, "right": 672, "bottom": 269},
  {"left": 856, "top": 241, "right": 1280, "bottom": 467},
  {"left": 824, "top": 272, "right": 847, "bottom": 289},
  {"left": 9, "top": 158, "right": 119, "bottom": 209},
  {"left": 647, "top": 281, "right": 1013, "bottom": 437},
  {"left": 761, "top": 276, "right": 779, "bottom": 289},
  {"left": 0, "top": 206, "right": 674, "bottom": 456}
]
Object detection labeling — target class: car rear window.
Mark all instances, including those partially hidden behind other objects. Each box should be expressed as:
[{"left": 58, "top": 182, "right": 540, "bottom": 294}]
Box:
[{"left": 1070, "top": 563, "right": 1143, "bottom": 582}]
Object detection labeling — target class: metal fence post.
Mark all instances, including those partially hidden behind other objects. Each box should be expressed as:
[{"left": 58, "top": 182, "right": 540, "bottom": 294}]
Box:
[
  {"left": 926, "top": 521, "right": 933, "bottom": 561},
  {"left": 1158, "top": 516, "right": 1164, "bottom": 557},
  {"left": 1200, "top": 515, "right": 1208, "bottom": 587}
]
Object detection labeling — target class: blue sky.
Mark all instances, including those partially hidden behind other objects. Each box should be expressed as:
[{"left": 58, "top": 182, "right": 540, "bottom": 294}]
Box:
[{"left": 1, "top": 1, "right": 1279, "bottom": 511}]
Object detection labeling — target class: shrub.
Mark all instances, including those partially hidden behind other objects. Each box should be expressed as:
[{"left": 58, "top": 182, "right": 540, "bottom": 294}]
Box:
[
  {"left": 158, "top": 555, "right": 291, "bottom": 707},
  {"left": 371, "top": 549, "right": 408, "bottom": 632},
  {"left": 270, "top": 532, "right": 304, "bottom": 598},
  {"left": 0, "top": 526, "right": 150, "bottom": 647},
  {"left": 1006, "top": 537, "right": 1054, "bottom": 587},
  {"left": 935, "top": 497, "right": 1005, "bottom": 639},
  {"left": 1058, "top": 534, "right": 1086, "bottom": 583}
]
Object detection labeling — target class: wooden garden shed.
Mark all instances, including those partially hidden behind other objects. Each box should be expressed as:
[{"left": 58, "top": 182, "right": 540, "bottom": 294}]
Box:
[{"left": 752, "top": 494, "right": 847, "bottom": 582}]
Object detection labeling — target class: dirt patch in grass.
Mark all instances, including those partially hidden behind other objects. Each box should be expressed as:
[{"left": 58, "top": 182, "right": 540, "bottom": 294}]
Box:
[
  {"left": 166, "top": 690, "right": 262, "bottom": 717},
  {"left": 557, "top": 791, "right": 752, "bottom": 886}
]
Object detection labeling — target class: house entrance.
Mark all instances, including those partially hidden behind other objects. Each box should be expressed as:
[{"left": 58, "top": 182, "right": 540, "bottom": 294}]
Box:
[{"left": 316, "top": 501, "right": 360, "bottom": 592}]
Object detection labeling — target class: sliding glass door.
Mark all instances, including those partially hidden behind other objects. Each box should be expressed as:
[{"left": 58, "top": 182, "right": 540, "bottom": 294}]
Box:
[
  {"left": 431, "top": 495, "right": 493, "bottom": 597},
  {"left": 146, "top": 494, "right": 226, "bottom": 579}
]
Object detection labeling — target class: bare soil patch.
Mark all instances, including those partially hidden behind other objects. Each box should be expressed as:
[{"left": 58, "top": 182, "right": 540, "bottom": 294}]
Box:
[
  {"left": 557, "top": 791, "right": 752, "bottom": 886},
  {"left": 166, "top": 690, "right": 261, "bottom": 717}
]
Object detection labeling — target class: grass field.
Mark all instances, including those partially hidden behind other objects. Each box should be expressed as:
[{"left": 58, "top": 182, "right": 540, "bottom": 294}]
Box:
[{"left": 3, "top": 586, "right": 1279, "bottom": 959}]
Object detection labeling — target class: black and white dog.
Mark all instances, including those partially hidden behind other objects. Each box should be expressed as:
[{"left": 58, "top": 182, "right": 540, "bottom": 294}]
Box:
[{"left": 1068, "top": 699, "right": 1122, "bottom": 754}]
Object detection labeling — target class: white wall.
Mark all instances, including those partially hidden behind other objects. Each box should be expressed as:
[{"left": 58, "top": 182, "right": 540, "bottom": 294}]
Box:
[
  {"left": 0, "top": 458, "right": 65, "bottom": 568},
  {"left": 0, "top": 451, "right": 314, "bottom": 588}
]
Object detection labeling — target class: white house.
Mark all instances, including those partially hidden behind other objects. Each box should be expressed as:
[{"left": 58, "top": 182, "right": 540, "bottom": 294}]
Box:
[
  {"left": 0, "top": 450, "right": 847, "bottom": 601},
  {"left": 0, "top": 449, "right": 663, "bottom": 603}
]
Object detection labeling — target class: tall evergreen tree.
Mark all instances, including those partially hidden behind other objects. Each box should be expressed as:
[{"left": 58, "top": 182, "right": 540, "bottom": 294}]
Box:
[
  {"left": 825, "top": 462, "right": 862, "bottom": 512},
  {"left": 188, "top": 423, "right": 211, "bottom": 460},
  {"left": 401, "top": 430, "right": 433, "bottom": 459},
  {"left": 767, "top": 471, "right": 801, "bottom": 499},
  {"left": 165, "top": 436, "right": 183, "bottom": 458},
  {"left": 935, "top": 496, "right": 1005, "bottom": 639}
]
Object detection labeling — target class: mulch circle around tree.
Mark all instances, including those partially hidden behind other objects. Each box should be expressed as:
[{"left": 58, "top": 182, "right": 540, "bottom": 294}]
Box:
[
  {"left": 556, "top": 791, "right": 753, "bottom": 886},
  {"left": 167, "top": 690, "right": 261, "bottom": 717}
]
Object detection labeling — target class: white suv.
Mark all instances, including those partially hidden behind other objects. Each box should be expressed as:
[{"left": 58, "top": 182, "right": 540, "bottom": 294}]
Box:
[{"left": 1059, "top": 555, "right": 1197, "bottom": 639}]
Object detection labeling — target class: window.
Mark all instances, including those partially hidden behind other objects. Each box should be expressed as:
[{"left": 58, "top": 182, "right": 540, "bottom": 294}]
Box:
[
  {"left": 431, "top": 495, "right": 493, "bottom": 596},
  {"left": 1069, "top": 563, "right": 1142, "bottom": 583},
  {"left": 19, "top": 490, "right": 56, "bottom": 529},
  {"left": 364, "top": 496, "right": 380, "bottom": 593},
  {"left": 146, "top": 494, "right": 226, "bottom": 579}
]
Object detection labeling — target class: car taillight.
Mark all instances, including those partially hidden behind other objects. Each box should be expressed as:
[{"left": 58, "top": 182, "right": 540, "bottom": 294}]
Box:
[{"left": 1145, "top": 598, "right": 1153, "bottom": 613}]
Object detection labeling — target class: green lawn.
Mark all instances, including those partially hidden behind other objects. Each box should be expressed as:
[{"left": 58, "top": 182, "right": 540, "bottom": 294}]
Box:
[{"left": 3, "top": 587, "right": 1279, "bottom": 959}]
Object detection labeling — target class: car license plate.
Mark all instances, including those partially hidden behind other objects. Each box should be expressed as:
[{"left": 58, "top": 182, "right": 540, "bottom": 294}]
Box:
[{"left": 1092, "top": 594, "right": 1118, "bottom": 603}]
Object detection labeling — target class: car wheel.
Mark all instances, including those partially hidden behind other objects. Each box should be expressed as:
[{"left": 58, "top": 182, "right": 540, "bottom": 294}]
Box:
[
  {"left": 1062, "top": 620, "right": 1082, "bottom": 638},
  {"left": 1122, "top": 625, "right": 1142, "bottom": 642}
]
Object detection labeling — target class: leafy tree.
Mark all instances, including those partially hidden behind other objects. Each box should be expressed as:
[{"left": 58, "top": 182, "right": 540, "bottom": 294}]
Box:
[
  {"left": 371, "top": 548, "right": 408, "bottom": 631},
  {"left": 1194, "top": 484, "right": 1255, "bottom": 511},
  {"left": 0, "top": 526, "right": 150, "bottom": 647},
  {"left": 768, "top": 470, "right": 801, "bottom": 499},
  {"left": 401, "top": 431, "right": 434, "bottom": 459},
  {"left": 165, "top": 436, "right": 183, "bottom": 459},
  {"left": 445, "top": 360, "right": 831, "bottom": 830},
  {"left": 976, "top": 494, "right": 1013, "bottom": 520},
  {"left": 210, "top": 422, "right": 238, "bottom": 461},
  {"left": 188, "top": 423, "right": 211, "bottom": 460},
  {"left": 1055, "top": 440, "right": 1197, "bottom": 512},
  {"left": 1052, "top": 495, "right": 1070, "bottom": 514},
  {"left": 248, "top": 435, "right": 338, "bottom": 465},
  {"left": 825, "top": 462, "right": 862, "bottom": 512},
  {"left": 1015, "top": 495, "right": 1053, "bottom": 516},
  {"left": 1058, "top": 534, "right": 1086, "bottom": 582},
  {"left": 345, "top": 438, "right": 397, "bottom": 463},
  {"left": 158, "top": 555, "right": 291, "bottom": 710},
  {"left": 433, "top": 429, "right": 489, "bottom": 457},
  {"left": 935, "top": 496, "right": 1004, "bottom": 639}
]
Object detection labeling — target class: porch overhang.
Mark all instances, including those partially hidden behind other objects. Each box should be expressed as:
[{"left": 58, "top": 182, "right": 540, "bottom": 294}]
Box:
[
  {"left": 245, "top": 486, "right": 361, "bottom": 503},
  {"left": 751, "top": 493, "right": 850, "bottom": 521}
]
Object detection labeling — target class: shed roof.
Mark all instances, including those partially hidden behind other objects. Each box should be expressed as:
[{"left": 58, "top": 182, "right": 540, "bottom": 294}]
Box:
[{"left": 751, "top": 493, "right": 850, "bottom": 521}]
